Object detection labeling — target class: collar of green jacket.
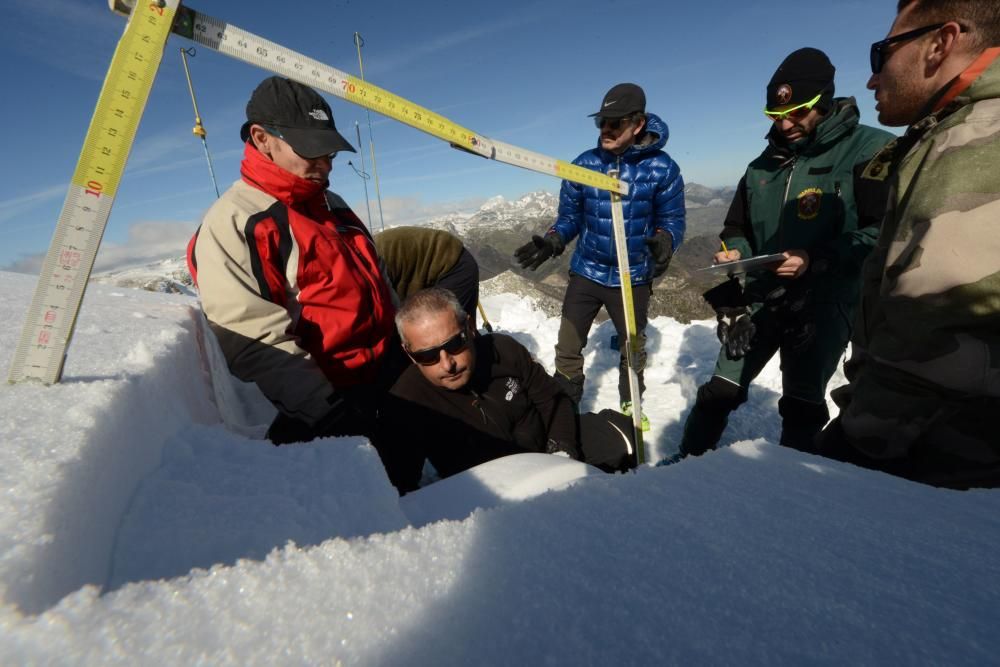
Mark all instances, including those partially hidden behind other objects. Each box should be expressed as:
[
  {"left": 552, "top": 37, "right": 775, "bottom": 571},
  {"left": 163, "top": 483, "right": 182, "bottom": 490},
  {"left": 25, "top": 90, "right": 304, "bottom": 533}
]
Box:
[{"left": 765, "top": 97, "right": 862, "bottom": 160}]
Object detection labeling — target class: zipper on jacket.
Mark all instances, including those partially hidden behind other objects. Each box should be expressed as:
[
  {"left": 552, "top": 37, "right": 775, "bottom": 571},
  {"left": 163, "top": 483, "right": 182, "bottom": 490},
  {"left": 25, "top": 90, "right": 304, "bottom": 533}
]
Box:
[
  {"left": 469, "top": 390, "right": 490, "bottom": 426},
  {"left": 778, "top": 159, "right": 798, "bottom": 249}
]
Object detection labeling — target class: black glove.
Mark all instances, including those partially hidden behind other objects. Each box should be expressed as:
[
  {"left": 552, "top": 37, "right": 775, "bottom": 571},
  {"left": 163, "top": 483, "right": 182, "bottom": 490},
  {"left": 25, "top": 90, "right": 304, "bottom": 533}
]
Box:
[
  {"left": 717, "top": 309, "right": 756, "bottom": 359},
  {"left": 644, "top": 232, "right": 674, "bottom": 278},
  {"left": 759, "top": 282, "right": 816, "bottom": 353},
  {"left": 703, "top": 277, "right": 756, "bottom": 360},
  {"left": 267, "top": 391, "right": 372, "bottom": 445},
  {"left": 546, "top": 437, "right": 581, "bottom": 460},
  {"left": 781, "top": 286, "right": 816, "bottom": 353},
  {"left": 514, "top": 233, "right": 563, "bottom": 271}
]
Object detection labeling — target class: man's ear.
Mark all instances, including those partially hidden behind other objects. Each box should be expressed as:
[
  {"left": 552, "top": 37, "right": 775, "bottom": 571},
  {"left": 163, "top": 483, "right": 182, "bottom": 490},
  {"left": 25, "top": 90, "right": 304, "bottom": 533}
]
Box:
[
  {"left": 632, "top": 116, "right": 647, "bottom": 138},
  {"left": 248, "top": 124, "right": 272, "bottom": 157},
  {"left": 926, "top": 21, "right": 965, "bottom": 73}
]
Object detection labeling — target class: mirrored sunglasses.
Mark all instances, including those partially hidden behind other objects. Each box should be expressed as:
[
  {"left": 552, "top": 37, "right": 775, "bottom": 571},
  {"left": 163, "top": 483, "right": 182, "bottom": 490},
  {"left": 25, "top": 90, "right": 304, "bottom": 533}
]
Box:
[
  {"left": 763, "top": 93, "right": 822, "bottom": 122},
  {"left": 407, "top": 329, "right": 471, "bottom": 365}
]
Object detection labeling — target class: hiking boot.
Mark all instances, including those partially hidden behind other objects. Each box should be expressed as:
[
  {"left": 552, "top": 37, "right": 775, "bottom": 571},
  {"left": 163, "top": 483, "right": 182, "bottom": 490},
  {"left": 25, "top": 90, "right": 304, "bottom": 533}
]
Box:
[{"left": 621, "top": 401, "right": 650, "bottom": 432}]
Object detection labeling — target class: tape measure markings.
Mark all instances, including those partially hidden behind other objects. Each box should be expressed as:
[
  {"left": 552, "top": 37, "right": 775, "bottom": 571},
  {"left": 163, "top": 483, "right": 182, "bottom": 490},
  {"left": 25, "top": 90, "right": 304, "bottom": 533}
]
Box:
[
  {"left": 8, "top": 0, "right": 179, "bottom": 385},
  {"left": 174, "top": 5, "right": 626, "bottom": 194},
  {"left": 11, "top": 0, "right": 625, "bottom": 385}
]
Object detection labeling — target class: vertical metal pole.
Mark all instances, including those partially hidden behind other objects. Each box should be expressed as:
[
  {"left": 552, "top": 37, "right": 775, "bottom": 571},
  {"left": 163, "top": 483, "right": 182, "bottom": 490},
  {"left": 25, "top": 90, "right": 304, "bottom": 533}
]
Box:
[
  {"left": 179, "top": 48, "right": 221, "bottom": 198},
  {"left": 354, "top": 32, "right": 386, "bottom": 231},
  {"left": 354, "top": 121, "right": 374, "bottom": 228}
]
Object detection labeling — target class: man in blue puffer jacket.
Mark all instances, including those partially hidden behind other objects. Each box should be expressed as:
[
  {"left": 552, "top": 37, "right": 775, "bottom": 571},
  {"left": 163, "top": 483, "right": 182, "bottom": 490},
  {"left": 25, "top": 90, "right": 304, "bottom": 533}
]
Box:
[{"left": 515, "top": 83, "right": 686, "bottom": 429}]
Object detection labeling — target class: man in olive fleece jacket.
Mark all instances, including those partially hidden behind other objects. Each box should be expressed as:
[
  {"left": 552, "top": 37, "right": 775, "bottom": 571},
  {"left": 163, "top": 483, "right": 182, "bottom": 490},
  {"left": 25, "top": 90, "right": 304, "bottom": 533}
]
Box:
[{"left": 374, "top": 227, "right": 480, "bottom": 325}]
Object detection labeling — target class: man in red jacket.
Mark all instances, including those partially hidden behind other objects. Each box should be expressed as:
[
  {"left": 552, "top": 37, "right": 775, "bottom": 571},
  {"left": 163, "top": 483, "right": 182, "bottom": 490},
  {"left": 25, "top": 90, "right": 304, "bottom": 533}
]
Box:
[{"left": 187, "top": 76, "right": 400, "bottom": 447}]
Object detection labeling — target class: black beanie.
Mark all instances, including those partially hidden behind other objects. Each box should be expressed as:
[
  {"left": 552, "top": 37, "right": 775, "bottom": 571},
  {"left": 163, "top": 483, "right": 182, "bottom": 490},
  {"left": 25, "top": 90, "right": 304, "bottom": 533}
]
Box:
[{"left": 766, "top": 48, "right": 835, "bottom": 113}]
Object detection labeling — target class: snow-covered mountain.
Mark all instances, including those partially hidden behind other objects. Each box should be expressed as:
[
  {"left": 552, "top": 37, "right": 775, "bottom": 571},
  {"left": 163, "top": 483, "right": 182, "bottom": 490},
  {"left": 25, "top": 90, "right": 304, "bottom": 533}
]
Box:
[{"left": 424, "top": 191, "right": 558, "bottom": 235}]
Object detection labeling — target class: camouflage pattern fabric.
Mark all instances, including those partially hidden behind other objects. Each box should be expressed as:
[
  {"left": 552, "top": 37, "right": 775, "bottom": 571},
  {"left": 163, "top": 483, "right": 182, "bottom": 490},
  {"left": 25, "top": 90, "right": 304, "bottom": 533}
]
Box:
[{"left": 833, "top": 52, "right": 1000, "bottom": 472}]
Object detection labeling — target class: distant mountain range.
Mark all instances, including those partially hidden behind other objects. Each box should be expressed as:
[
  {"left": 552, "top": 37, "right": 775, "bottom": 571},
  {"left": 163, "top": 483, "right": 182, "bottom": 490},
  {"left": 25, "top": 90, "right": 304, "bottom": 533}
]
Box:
[{"left": 91, "top": 183, "right": 736, "bottom": 323}]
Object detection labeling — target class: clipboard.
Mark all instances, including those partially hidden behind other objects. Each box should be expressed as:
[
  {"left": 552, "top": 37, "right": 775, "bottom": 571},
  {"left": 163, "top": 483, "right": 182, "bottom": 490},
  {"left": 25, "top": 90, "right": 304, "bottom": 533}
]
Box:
[{"left": 695, "top": 253, "right": 786, "bottom": 275}]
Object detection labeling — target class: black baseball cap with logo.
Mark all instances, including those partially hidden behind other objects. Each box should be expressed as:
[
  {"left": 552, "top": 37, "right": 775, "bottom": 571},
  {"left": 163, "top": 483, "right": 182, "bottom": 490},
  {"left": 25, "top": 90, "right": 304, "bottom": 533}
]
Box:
[
  {"left": 588, "top": 83, "right": 646, "bottom": 119},
  {"left": 240, "top": 76, "right": 356, "bottom": 158}
]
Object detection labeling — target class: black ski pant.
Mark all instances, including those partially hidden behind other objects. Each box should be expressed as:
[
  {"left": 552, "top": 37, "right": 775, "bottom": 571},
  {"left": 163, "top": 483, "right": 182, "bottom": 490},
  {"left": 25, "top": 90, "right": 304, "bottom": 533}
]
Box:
[
  {"left": 554, "top": 273, "right": 651, "bottom": 405},
  {"left": 680, "top": 299, "right": 849, "bottom": 455}
]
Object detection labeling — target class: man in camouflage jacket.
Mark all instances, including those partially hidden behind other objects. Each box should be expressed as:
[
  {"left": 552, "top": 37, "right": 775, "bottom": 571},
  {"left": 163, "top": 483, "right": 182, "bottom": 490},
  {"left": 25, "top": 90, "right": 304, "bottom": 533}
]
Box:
[{"left": 818, "top": 0, "right": 1000, "bottom": 488}]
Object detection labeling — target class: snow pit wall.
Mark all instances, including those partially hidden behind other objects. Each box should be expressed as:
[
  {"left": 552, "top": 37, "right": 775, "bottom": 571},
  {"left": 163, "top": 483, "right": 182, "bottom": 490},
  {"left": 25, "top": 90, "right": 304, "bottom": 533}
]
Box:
[{"left": 1, "top": 308, "right": 218, "bottom": 614}]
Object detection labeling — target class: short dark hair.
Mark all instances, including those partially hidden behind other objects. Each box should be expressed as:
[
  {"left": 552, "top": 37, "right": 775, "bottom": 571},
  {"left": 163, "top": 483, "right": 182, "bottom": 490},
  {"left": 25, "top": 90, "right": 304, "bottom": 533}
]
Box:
[
  {"left": 395, "top": 288, "right": 466, "bottom": 348},
  {"left": 897, "top": 0, "right": 1000, "bottom": 49}
]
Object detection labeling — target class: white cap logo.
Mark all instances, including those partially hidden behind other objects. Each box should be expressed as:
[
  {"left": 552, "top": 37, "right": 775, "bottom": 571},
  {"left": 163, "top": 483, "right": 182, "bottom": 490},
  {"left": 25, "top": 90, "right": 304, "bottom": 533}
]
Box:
[{"left": 308, "top": 108, "right": 330, "bottom": 121}]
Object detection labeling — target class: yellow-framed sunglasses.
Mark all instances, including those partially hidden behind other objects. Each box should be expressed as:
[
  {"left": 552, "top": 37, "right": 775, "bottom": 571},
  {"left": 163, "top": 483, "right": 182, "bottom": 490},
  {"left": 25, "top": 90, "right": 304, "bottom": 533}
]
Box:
[{"left": 764, "top": 93, "right": 822, "bottom": 121}]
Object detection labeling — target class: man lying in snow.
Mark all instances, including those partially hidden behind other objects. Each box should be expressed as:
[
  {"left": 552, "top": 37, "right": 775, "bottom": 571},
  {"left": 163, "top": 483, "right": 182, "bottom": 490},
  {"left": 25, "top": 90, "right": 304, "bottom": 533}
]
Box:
[{"left": 382, "top": 288, "right": 636, "bottom": 493}]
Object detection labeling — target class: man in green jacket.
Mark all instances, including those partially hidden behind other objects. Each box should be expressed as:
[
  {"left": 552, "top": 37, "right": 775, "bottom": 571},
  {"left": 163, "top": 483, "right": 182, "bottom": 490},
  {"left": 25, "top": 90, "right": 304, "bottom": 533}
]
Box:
[
  {"left": 817, "top": 0, "right": 1000, "bottom": 489},
  {"left": 374, "top": 226, "right": 480, "bottom": 326},
  {"left": 678, "top": 48, "right": 894, "bottom": 456}
]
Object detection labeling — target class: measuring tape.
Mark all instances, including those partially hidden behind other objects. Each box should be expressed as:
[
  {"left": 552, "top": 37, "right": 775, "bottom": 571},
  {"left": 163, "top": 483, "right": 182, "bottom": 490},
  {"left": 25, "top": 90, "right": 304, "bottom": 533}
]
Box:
[
  {"left": 156, "top": 2, "right": 627, "bottom": 195},
  {"left": 9, "top": 0, "right": 625, "bottom": 385},
  {"left": 8, "top": 0, "right": 179, "bottom": 385},
  {"left": 608, "top": 170, "right": 644, "bottom": 463}
]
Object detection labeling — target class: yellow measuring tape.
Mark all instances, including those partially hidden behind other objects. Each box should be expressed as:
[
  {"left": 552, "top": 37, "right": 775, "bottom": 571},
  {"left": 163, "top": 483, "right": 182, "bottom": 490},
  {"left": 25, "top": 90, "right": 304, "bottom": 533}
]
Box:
[
  {"left": 10, "top": 0, "right": 626, "bottom": 385},
  {"left": 609, "top": 170, "right": 645, "bottom": 463},
  {"left": 8, "top": 0, "right": 179, "bottom": 384},
  {"left": 159, "top": 2, "right": 626, "bottom": 194}
]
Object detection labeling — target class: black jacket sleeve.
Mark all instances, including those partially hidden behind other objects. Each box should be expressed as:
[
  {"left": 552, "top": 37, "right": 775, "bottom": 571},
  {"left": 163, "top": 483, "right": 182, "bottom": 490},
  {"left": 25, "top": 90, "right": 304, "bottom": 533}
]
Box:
[
  {"left": 508, "top": 340, "right": 579, "bottom": 457},
  {"left": 719, "top": 175, "right": 755, "bottom": 258}
]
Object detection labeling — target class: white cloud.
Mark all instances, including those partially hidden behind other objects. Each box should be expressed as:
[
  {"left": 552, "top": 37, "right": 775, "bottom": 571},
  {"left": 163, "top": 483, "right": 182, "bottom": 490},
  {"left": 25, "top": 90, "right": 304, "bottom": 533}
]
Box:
[
  {"left": 0, "top": 184, "right": 68, "bottom": 226},
  {"left": 94, "top": 220, "right": 197, "bottom": 272}
]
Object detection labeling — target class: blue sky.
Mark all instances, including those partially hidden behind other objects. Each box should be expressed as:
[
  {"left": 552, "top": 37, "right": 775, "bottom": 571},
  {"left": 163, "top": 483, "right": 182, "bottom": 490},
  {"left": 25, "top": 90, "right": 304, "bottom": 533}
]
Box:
[{"left": 0, "top": 0, "right": 899, "bottom": 272}]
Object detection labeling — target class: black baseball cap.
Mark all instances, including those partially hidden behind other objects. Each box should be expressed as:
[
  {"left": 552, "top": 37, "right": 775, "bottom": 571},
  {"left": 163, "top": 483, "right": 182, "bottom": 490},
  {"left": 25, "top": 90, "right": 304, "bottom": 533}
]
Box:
[
  {"left": 766, "top": 48, "right": 836, "bottom": 111},
  {"left": 240, "top": 76, "right": 355, "bottom": 158},
  {"left": 588, "top": 83, "right": 646, "bottom": 119}
]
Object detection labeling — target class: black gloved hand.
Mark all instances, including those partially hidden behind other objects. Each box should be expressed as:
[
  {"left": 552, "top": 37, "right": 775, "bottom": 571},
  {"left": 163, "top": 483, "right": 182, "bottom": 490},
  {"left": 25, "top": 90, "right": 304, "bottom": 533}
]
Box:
[
  {"left": 546, "top": 437, "right": 581, "bottom": 460},
  {"left": 780, "top": 286, "right": 816, "bottom": 353},
  {"left": 514, "top": 233, "right": 563, "bottom": 271},
  {"left": 267, "top": 390, "right": 373, "bottom": 445},
  {"left": 703, "top": 277, "right": 755, "bottom": 360},
  {"left": 717, "top": 307, "right": 755, "bottom": 359},
  {"left": 645, "top": 231, "right": 674, "bottom": 278}
]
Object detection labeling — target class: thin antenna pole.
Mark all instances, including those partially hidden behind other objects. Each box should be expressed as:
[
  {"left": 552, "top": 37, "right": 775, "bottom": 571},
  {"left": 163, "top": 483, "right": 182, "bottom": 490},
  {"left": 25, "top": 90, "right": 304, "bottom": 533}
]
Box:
[
  {"left": 179, "top": 47, "right": 220, "bottom": 198},
  {"left": 354, "top": 121, "right": 374, "bottom": 227},
  {"left": 354, "top": 32, "right": 385, "bottom": 231}
]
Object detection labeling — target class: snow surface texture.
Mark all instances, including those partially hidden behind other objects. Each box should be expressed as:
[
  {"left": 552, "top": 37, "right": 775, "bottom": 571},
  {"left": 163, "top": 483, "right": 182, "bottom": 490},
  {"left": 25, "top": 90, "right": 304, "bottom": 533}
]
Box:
[{"left": 1, "top": 270, "right": 998, "bottom": 665}]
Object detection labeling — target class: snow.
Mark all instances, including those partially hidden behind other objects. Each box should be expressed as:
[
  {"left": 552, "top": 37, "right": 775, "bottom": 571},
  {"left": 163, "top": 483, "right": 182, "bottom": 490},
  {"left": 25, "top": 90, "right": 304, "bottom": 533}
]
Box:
[{"left": 1, "top": 270, "right": 998, "bottom": 665}]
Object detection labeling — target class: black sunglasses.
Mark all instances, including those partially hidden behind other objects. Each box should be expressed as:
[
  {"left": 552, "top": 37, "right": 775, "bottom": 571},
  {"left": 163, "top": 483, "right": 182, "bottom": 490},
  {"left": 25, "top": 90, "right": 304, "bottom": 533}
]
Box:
[
  {"left": 870, "top": 22, "right": 966, "bottom": 74},
  {"left": 407, "top": 328, "right": 471, "bottom": 365},
  {"left": 594, "top": 115, "right": 634, "bottom": 130}
]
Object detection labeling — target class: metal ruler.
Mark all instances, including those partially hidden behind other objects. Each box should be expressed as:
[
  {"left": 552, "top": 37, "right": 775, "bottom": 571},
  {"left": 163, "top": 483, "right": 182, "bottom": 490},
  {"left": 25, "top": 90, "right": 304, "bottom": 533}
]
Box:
[
  {"left": 609, "top": 170, "right": 645, "bottom": 464},
  {"left": 126, "top": 0, "right": 627, "bottom": 195},
  {"left": 9, "top": 0, "right": 625, "bottom": 385},
  {"left": 8, "top": 0, "right": 180, "bottom": 385}
]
